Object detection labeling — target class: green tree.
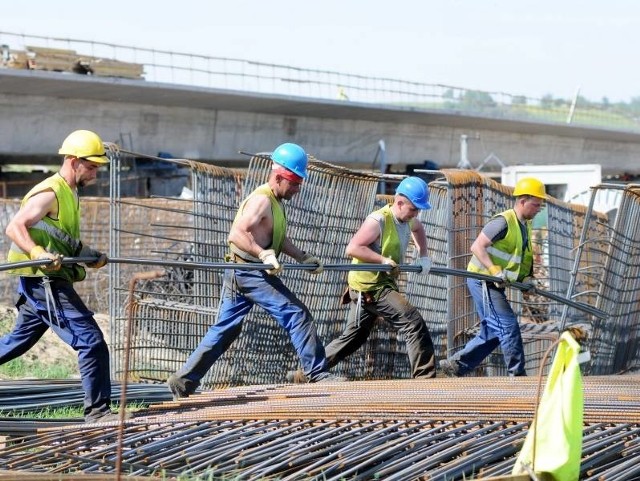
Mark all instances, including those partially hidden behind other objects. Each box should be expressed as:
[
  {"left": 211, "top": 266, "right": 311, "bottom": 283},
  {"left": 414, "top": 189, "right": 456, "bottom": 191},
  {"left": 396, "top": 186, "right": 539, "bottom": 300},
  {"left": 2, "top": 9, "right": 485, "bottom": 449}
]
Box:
[
  {"left": 540, "top": 94, "right": 554, "bottom": 108},
  {"left": 459, "top": 90, "right": 496, "bottom": 110}
]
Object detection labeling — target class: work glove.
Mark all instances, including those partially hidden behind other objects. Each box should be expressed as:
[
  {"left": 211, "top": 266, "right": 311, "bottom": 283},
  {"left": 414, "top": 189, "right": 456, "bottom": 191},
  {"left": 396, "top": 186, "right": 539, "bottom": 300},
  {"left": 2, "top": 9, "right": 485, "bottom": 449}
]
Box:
[
  {"left": 488, "top": 264, "right": 507, "bottom": 289},
  {"left": 259, "top": 249, "right": 282, "bottom": 275},
  {"left": 416, "top": 256, "right": 432, "bottom": 275},
  {"left": 301, "top": 253, "right": 324, "bottom": 275},
  {"left": 520, "top": 276, "right": 536, "bottom": 293},
  {"left": 382, "top": 257, "right": 400, "bottom": 278},
  {"left": 30, "top": 245, "right": 62, "bottom": 272},
  {"left": 79, "top": 244, "right": 108, "bottom": 269}
]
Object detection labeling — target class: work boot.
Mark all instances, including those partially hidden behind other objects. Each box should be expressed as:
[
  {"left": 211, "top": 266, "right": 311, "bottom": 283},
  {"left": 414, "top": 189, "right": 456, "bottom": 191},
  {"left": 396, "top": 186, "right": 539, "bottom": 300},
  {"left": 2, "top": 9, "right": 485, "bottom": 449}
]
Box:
[
  {"left": 286, "top": 369, "right": 308, "bottom": 384},
  {"left": 310, "top": 372, "right": 349, "bottom": 383},
  {"left": 85, "top": 408, "right": 131, "bottom": 424},
  {"left": 439, "top": 359, "right": 461, "bottom": 378},
  {"left": 167, "top": 373, "right": 199, "bottom": 401}
]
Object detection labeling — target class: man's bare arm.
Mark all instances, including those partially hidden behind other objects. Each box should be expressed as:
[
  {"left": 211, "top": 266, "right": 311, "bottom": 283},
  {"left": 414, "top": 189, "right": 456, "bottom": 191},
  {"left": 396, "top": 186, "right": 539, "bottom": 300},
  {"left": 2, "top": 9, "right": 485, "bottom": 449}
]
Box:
[
  {"left": 227, "top": 194, "right": 272, "bottom": 258},
  {"left": 346, "top": 218, "right": 383, "bottom": 262},
  {"left": 6, "top": 190, "right": 57, "bottom": 254}
]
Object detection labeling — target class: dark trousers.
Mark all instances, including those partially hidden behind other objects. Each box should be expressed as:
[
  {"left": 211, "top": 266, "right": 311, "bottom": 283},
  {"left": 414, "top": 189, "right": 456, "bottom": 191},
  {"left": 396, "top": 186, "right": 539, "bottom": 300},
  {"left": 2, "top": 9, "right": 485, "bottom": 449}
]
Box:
[
  {"left": 0, "top": 277, "right": 112, "bottom": 416},
  {"left": 325, "top": 287, "right": 436, "bottom": 378}
]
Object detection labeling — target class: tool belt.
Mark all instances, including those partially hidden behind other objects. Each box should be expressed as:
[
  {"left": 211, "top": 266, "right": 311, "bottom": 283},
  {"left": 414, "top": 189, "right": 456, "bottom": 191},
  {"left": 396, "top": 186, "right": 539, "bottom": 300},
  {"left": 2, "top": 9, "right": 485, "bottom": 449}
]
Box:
[{"left": 225, "top": 253, "right": 256, "bottom": 264}]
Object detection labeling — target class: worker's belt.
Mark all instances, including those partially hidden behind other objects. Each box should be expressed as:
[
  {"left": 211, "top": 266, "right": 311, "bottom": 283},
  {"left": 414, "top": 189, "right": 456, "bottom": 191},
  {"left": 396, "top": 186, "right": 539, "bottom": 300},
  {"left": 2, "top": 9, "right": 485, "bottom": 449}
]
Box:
[
  {"left": 342, "top": 287, "right": 376, "bottom": 305},
  {"left": 227, "top": 253, "right": 258, "bottom": 264}
]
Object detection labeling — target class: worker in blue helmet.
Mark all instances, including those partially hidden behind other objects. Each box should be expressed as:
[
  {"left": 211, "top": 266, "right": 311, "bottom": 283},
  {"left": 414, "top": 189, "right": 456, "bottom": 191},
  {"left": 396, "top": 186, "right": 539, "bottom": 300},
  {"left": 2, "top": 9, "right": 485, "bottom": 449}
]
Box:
[
  {"left": 168, "top": 142, "right": 346, "bottom": 398},
  {"left": 288, "top": 176, "right": 437, "bottom": 382}
]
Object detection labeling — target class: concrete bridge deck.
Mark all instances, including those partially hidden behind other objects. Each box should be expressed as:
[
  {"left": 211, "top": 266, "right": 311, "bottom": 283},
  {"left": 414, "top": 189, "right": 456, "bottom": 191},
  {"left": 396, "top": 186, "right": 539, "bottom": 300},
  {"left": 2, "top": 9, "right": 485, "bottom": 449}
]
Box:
[{"left": 1, "top": 68, "right": 640, "bottom": 175}]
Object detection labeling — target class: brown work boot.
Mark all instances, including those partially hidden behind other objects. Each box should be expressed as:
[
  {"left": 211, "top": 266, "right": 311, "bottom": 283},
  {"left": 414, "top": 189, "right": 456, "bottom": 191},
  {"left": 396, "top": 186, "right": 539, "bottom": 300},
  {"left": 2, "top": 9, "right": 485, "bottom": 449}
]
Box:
[
  {"left": 286, "top": 369, "right": 308, "bottom": 384},
  {"left": 167, "top": 373, "right": 199, "bottom": 400}
]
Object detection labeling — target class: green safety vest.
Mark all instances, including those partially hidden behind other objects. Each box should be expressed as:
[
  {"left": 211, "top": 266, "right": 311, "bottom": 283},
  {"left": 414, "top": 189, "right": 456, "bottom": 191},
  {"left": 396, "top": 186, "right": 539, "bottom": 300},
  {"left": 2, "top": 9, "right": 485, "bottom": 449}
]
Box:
[
  {"left": 467, "top": 208, "right": 533, "bottom": 282},
  {"left": 229, "top": 183, "right": 286, "bottom": 258},
  {"left": 348, "top": 204, "right": 403, "bottom": 293},
  {"left": 7, "top": 173, "right": 86, "bottom": 282}
]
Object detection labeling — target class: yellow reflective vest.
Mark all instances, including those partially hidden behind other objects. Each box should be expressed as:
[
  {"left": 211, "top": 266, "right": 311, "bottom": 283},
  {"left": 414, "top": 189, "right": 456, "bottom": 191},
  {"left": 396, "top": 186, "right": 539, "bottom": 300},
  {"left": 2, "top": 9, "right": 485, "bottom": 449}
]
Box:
[
  {"left": 7, "top": 173, "right": 86, "bottom": 282},
  {"left": 229, "top": 183, "right": 286, "bottom": 260},
  {"left": 348, "top": 205, "right": 405, "bottom": 293},
  {"left": 467, "top": 208, "right": 533, "bottom": 282}
]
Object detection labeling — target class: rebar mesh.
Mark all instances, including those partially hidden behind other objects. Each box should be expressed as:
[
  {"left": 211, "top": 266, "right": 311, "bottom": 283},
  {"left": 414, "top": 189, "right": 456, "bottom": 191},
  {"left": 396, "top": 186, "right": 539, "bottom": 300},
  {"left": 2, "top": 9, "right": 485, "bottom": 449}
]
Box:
[
  {"left": 2, "top": 151, "right": 635, "bottom": 384},
  {"left": 582, "top": 184, "right": 640, "bottom": 374}
]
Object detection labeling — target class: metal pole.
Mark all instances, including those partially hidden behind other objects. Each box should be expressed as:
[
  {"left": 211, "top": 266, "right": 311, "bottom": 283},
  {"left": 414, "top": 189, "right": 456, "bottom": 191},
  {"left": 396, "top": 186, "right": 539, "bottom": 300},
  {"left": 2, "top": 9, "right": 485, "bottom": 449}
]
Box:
[{"left": 0, "top": 257, "right": 607, "bottom": 319}]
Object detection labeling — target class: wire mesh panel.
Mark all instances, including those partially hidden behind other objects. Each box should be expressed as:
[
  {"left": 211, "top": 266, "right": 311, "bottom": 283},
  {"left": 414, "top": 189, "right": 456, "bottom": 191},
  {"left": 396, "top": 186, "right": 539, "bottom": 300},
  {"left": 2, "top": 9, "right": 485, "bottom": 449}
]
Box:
[
  {"left": 102, "top": 147, "right": 630, "bottom": 384},
  {"left": 108, "top": 150, "right": 241, "bottom": 379},
  {"left": 585, "top": 184, "right": 640, "bottom": 374}
]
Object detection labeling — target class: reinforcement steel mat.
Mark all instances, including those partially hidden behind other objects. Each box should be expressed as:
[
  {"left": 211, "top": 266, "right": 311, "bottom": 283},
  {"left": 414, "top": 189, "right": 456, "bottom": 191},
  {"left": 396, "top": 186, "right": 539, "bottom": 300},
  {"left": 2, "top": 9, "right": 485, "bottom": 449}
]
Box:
[{"left": 0, "top": 376, "right": 639, "bottom": 480}]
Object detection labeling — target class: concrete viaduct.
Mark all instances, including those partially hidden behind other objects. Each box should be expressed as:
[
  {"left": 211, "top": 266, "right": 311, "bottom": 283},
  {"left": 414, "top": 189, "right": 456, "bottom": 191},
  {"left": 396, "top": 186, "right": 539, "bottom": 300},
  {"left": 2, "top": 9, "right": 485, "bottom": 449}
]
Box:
[{"left": 1, "top": 68, "right": 640, "bottom": 177}]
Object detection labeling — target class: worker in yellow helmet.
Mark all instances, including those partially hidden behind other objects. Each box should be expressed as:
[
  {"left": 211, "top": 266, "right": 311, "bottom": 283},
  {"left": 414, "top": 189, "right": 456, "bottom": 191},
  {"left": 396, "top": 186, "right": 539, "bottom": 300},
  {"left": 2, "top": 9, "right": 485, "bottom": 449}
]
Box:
[
  {"left": 2, "top": 130, "right": 116, "bottom": 423},
  {"left": 440, "top": 177, "right": 546, "bottom": 377}
]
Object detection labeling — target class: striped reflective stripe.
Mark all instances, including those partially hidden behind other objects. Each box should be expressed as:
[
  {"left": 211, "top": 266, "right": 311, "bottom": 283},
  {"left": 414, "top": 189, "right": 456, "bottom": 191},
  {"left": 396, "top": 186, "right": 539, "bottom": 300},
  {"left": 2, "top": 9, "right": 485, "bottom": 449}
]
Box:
[
  {"left": 469, "top": 255, "right": 519, "bottom": 281},
  {"left": 30, "top": 220, "right": 81, "bottom": 251},
  {"left": 486, "top": 246, "right": 522, "bottom": 264}
]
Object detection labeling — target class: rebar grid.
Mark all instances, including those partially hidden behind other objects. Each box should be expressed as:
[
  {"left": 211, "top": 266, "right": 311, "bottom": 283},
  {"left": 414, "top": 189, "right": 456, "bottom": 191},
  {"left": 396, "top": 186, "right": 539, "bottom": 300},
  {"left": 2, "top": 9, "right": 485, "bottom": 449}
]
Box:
[
  {"left": 71, "top": 150, "right": 639, "bottom": 383},
  {"left": 1, "top": 377, "right": 640, "bottom": 480},
  {"left": 579, "top": 184, "right": 640, "bottom": 374},
  {"left": 1, "top": 152, "right": 631, "bottom": 384}
]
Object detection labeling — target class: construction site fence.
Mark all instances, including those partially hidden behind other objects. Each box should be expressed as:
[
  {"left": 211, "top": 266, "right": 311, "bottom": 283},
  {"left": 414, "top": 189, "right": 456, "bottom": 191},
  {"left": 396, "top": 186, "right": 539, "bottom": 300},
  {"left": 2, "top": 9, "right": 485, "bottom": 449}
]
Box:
[{"left": 1, "top": 150, "right": 639, "bottom": 385}]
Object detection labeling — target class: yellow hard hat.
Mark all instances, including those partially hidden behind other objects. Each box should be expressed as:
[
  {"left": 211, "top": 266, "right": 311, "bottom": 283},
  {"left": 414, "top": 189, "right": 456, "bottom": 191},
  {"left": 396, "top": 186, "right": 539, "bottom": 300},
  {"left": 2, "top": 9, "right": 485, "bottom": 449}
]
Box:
[
  {"left": 513, "top": 177, "right": 547, "bottom": 199},
  {"left": 58, "top": 130, "right": 109, "bottom": 164}
]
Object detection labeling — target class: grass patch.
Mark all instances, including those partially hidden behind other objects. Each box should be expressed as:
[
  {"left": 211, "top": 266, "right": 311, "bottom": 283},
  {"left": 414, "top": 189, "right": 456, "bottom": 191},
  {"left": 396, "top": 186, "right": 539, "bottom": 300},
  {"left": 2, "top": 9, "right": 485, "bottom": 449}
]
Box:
[
  {"left": 0, "top": 307, "right": 78, "bottom": 379},
  {"left": 0, "top": 402, "right": 148, "bottom": 419},
  {"left": 0, "top": 356, "right": 76, "bottom": 379}
]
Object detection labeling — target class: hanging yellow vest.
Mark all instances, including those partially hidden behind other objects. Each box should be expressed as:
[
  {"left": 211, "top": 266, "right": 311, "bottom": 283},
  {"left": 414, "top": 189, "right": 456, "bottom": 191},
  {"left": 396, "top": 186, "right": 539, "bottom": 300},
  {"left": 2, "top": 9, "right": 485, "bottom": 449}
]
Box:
[
  {"left": 348, "top": 205, "right": 403, "bottom": 293},
  {"left": 467, "top": 209, "right": 533, "bottom": 283},
  {"left": 512, "top": 331, "right": 584, "bottom": 480},
  {"left": 7, "top": 173, "right": 85, "bottom": 282},
  {"left": 229, "top": 183, "right": 286, "bottom": 259}
]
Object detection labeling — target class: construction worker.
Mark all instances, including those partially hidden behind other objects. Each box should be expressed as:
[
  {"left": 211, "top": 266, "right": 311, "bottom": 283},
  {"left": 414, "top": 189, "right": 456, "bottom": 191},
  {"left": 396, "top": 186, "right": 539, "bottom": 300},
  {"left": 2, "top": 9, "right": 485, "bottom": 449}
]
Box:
[
  {"left": 315, "top": 176, "right": 437, "bottom": 379},
  {"left": 167, "top": 142, "right": 346, "bottom": 399},
  {"left": 2, "top": 130, "right": 116, "bottom": 422},
  {"left": 440, "top": 177, "right": 546, "bottom": 377}
]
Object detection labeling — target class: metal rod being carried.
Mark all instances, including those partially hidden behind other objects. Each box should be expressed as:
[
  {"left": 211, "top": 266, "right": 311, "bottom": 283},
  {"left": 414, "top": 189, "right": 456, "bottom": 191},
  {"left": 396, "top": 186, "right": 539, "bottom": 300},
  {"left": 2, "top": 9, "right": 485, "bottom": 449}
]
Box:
[{"left": 0, "top": 256, "right": 607, "bottom": 319}]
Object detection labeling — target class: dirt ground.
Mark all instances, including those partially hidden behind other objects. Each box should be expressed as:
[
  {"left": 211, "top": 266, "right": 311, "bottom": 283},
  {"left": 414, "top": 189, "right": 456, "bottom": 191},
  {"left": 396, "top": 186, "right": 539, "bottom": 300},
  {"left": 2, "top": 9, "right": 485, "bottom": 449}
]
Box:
[{"left": 0, "top": 304, "right": 110, "bottom": 379}]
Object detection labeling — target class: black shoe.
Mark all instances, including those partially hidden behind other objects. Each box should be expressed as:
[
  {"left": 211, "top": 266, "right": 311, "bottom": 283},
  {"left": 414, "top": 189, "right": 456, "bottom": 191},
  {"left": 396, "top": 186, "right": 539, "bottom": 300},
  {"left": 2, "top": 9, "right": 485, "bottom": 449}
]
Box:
[
  {"left": 167, "top": 374, "right": 199, "bottom": 400},
  {"left": 439, "top": 359, "right": 461, "bottom": 377},
  {"left": 85, "top": 409, "right": 130, "bottom": 424},
  {"left": 310, "top": 372, "right": 349, "bottom": 383}
]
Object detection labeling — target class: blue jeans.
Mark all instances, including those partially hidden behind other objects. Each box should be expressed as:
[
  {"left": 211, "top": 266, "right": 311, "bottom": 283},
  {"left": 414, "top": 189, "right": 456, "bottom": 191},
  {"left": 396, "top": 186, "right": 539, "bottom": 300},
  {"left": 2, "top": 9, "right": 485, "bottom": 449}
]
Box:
[
  {"left": 177, "top": 268, "right": 329, "bottom": 383},
  {"left": 455, "top": 279, "right": 526, "bottom": 376},
  {"left": 0, "top": 277, "right": 112, "bottom": 416}
]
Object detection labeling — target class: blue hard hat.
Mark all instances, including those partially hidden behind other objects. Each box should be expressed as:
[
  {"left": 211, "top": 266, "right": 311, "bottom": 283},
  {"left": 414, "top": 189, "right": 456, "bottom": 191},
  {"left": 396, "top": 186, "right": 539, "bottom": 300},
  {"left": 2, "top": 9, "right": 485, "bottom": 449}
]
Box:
[
  {"left": 396, "top": 177, "right": 431, "bottom": 210},
  {"left": 271, "top": 143, "right": 308, "bottom": 179}
]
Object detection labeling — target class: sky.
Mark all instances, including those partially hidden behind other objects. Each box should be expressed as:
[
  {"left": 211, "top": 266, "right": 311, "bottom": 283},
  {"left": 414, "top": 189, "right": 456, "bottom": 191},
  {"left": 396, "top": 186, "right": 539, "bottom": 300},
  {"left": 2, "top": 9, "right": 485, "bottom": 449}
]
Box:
[{"left": 1, "top": 0, "right": 637, "bottom": 103}]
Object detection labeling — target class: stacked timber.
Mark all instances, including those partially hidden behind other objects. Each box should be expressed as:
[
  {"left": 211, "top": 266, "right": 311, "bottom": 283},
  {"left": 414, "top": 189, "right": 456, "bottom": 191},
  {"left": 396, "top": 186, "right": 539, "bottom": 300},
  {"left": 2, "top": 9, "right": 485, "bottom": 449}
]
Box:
[
  {"left": 77, "top": 56, "right": 144, "bottom": 79},
  {"left": 0, "top": 45, "right": 144, "bottom": 79}
]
